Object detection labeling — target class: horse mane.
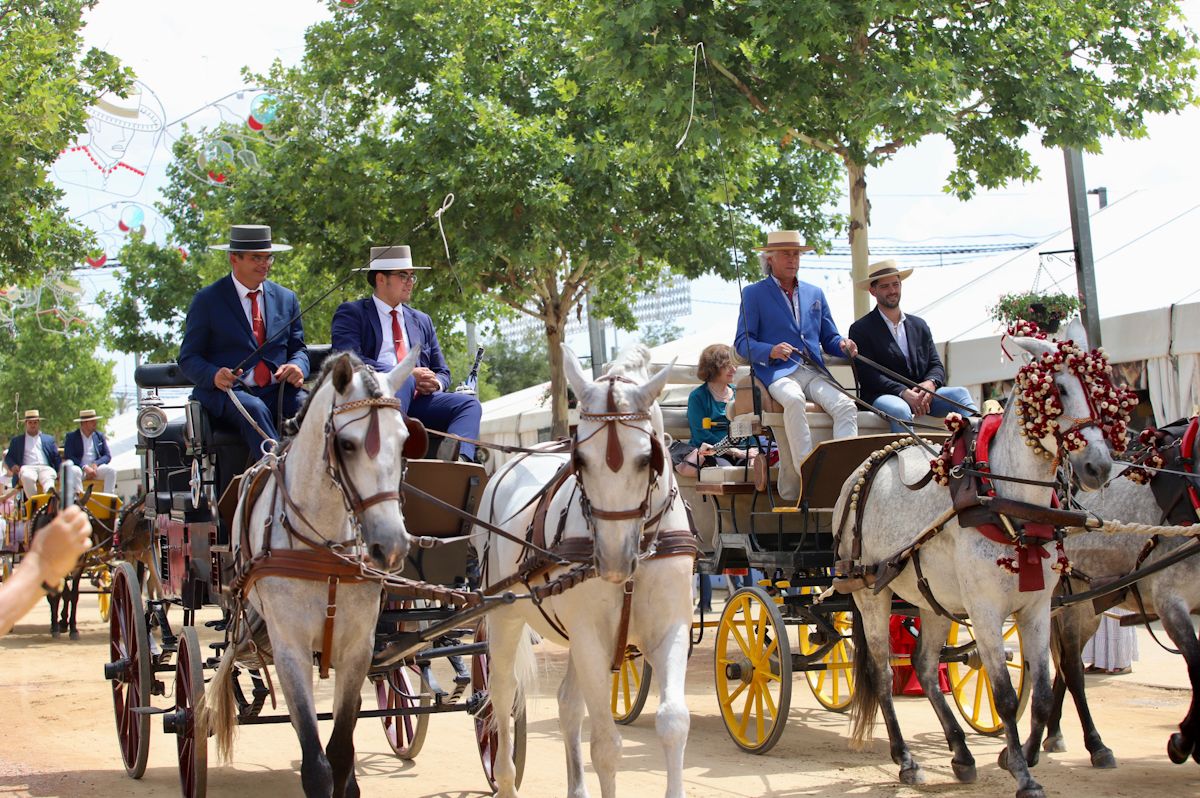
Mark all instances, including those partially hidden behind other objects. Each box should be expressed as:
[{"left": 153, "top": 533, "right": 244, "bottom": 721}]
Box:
[
  {"left": 604, "top": 343, "right": 652, "bottom": 381},
  {"left": 281, "top": 351, "right": 383, "bottom": 437}
]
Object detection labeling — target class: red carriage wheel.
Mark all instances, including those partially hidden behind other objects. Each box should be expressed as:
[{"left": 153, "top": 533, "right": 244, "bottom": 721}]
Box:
[
  {"left": 472, "top": 621, "right": 526, "bottom": 791},
  {"left": 172, "top": 626, "right": 207, "bottom": 797},
  {"left": 107, "top": 561, "right": 150, "bottom": 778},
  {"left": 375, "top": 664, "right": 431, "bottom": 759}
]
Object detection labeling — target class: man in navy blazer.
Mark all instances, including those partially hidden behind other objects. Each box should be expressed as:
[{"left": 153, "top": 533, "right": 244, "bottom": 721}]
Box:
[
  {"left": 849, "top": 261, "right": 976, "bottom": 432},
  {"left": 179, "top": 225, "right": 309, "bottom": 453},
  {"left": 331, "top": 245, "right": 481, "bottom": 461},
  {"left": 4, "top": 410, "right": 61, "bottom": 495},
  {"left": 64, "top": 409, "right": 116, "bottom": 494},
  {"left": 734, "top": 231, "right": 859, "bottom": 500}
]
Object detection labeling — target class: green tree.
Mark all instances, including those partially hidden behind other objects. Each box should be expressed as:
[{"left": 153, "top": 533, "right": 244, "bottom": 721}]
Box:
[
  {"left": 0, "top": 1, "right": 129, "bottom": 280},
  {"left": 587, "top": 0, "right": 1198, "bottom": 316},
  {"left": 484, "top": 332, "right": 552, "bottom": 397},
  {"left": 0, "top": 292, "right": 115, "bottom": 437}
]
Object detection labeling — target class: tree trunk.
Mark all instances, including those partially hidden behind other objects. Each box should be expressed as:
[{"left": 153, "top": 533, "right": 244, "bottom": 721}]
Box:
[
  {"left": 847, "top": 160, "right": 871, "bottom": 319},
  {"left": 544, "top": 312, "right": 570, "bottom": 439}
]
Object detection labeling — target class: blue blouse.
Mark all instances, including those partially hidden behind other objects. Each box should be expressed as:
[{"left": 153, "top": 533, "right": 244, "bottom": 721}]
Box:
[{"left": 687, "top": 383, "right": 736, "bottom": 447}]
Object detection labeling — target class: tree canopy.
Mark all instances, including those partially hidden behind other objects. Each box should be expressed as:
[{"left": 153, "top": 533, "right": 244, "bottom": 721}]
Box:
[
  {"left": 0, "top": 0, "right": 129, "bottom": 281},
  {"left": 585, "top": 0, "right": 1198, "bottom": 313}
]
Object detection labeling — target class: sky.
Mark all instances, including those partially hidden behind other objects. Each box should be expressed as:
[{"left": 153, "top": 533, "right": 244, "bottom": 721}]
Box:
[{"left": 55, "top": 0, "right": 1200, "bottom": 390}]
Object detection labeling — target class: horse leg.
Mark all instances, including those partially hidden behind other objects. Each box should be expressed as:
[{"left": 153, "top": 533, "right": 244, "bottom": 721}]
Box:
[
  {"left": 849, "top": 593, "right": 924, "bottom": 785},
  {"left": 643, "top": 618, "right": 691, "bottom": 798},
  {"left": 486, "top": 614, "right": 527, "bottom": 798},
  {"left": 47, "top": 593, "right": 59, "bottom": 637},
  {"left": 558, "top": 656, "right": 589, "bottom": 798},
  {"left": 273, "top": 646, "right": 333, "bottom": 796},
  {"left": 68, "top": 570, "right": 82, "bottom": 639},
  {"left": 1158, "top": 600, "right": 1200, "bottom": 764},
  {"left": 571, "top": 636, "right": 625, "bottom": 798},
  {"left": 326, "top": 645, "right": 371, "bottom": 798},
  {"left": 910, "top": 612, "right": 976, "bottom": 782},
  {"left": 1049, "top": 609, "right": 1114, "bottom": 766},
  {"left": 978, "top": 607, "right": 1046, "bottom": 798}
]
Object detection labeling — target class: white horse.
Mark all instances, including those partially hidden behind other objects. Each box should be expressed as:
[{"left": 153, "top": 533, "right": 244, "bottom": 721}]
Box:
[
  {"left": 1046, "top": 417, "right": 1200, "bottom": 767},
  {"left": 478, "top": 344, "right": 695, "bottom": 798},
  {"left": 839, "top": 320, "right": 1120, "bottom": 798},
  {"left": 205, "top": 350, "right": 421, "bottom": 797}
]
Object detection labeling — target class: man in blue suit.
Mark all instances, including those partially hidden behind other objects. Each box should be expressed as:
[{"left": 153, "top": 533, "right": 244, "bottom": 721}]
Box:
[
  {"left": 849, "top": 260, "right": 976, "bottom": 432},
  {"left": 734, "top": 230, "right": 858, "bottom": 500},
  {"left": 4, "top": 410, "right": 62, "bottom": 495},
  {"left": 331, "top": 245, "right": 481, "bottom": 461},
  {"left": 64, "top": 409, "right": 116, "bottom": 494},
  {"left": 179, "top": 224, "right": 309, "bottom": 453}
]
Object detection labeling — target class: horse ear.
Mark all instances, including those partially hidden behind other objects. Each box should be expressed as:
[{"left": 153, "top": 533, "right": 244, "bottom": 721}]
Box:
[
  {"left": 1062, "top": 316, "right": 1087, "bottom": 348},
  {"left": 332, "top": 353, "right": 355, "bottom": 394},
  {"left": 634, "top": 358, "right": 676, "bottom": 408},
  {"left": 1010, "top": 336, "right": 1053, "bottom": 361},
  {"left": 561, "top": 344, "right": 590, "bottom": 401},
  {"left": 386, "top": 345, "right": 422, "bottom": 397}
]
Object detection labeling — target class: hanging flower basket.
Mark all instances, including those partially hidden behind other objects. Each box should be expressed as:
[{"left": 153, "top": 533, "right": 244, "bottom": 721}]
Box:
[{"left": 990, "top": 291, "right": 1080, "bottom": 334}]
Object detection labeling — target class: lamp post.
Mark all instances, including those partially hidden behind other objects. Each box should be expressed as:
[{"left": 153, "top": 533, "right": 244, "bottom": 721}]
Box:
[{"left": 1063, "top": 149, "right": 1102, "bottom": 348}]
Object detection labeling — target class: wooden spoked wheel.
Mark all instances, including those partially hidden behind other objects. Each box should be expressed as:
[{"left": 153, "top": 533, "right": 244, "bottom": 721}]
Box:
[
  {"left": 173, "top": 626, "right": 207, "bottom": 797},
  {"left": 108, "top": 562, "right": 150, "bottom": 778},
  {"left": 611, "top": 647, "right": 652, "bottom": 725},
  {"left": 376, "top": 664, "right": 431, "bottom": 759},
  {"left": 96, "top": 564, "right": 113, "bottom": 622},
  {"left": 946, "top": 615, "right": 1029, "bottom": 736},
  {"left": 714, "top": 586, "right": 792, "bottom": 754},
  {"left": 471, "top": 621, "right": 526, "bottom": 792},
  {"left": 798, "top": 606, "right": 855, "bottom": 712}
]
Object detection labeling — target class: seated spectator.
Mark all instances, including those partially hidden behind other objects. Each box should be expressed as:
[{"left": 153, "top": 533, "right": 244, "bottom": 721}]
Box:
[
  {"left": 4, "top": 410, "right": 60, "bottom": 497},
  {"left": 64, "top": 409, "right": 116, "bottom": 495}
]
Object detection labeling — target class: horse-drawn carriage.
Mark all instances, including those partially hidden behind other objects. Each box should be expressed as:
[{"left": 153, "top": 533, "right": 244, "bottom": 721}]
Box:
[{"left": 109, "top": 344, "right": 527, "bottom": 796}]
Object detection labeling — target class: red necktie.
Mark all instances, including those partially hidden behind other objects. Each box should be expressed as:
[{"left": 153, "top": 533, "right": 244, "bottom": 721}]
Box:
[
  {"left": 248, "top": 290, "right": 271, "bottom": 386},
  {"left": 391, "top": 309, "right": 407, "bottom": 361}
]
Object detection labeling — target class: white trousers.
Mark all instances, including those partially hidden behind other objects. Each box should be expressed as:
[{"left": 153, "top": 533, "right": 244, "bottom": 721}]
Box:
[
  {"left": 67, "top": 462, "right": 117, "bottom": 494},
  {"left": 768, "top": 367, "right": 858, "bottom": 500},
  {"left": 18, "top": 465, "right": 57, "bottom": 497}
]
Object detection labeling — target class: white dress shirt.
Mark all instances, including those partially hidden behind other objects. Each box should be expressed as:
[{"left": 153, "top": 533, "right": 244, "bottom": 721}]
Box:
[
  {"left": 372, "top": 295, "right": 411, "bottom": 370},
  {"left": 22, "top": 433, "right": 45, "bottom": 466},
  {"left": 231, "top": 275, "right": 273, "bottom": 387},
  {"left": 878, "top": 307, "right": 912, "bottom": 371},
  {"left": 81, "top": 433, "right": 97, "bottom": 467}
]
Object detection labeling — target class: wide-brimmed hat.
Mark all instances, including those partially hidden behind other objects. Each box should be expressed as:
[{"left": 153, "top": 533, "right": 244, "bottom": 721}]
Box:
[
  {"left": 211, "top": 224, "right": 293, "bottom": 253},
  {"left": 855, "top": 259, "right": 913, "bottom": 290},
  {"left": 354, "top": 245, "right": 431, "bottom": 272},
  {"left": 754, "top": 230, "right": 815, "bottom": 252},
  {"left": 75, "top": 409, "right": 103, "bottom": 423},
  {"left": 22, "top": 410, "right": 40, "bottom": 422}
]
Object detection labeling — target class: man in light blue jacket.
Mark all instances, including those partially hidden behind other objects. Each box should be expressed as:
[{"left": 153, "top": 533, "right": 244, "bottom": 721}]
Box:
[{"left": 734, "top": 230, "right": 858, "bottom": 499}]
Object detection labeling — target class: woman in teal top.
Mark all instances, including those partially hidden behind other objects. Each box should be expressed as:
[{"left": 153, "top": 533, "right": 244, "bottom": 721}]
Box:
[{"left": 687, "top": 343, "right": 751, "bottom": 465}]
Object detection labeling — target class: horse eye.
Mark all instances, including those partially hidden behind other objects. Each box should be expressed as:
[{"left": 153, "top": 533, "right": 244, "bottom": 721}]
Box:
[
  {"left": 572, "top": 453, "right": 585, "bottom": 472},
  {"left": 340, "top": 438, "right": 356, "bottom": 452},
  {"left": 636, "top": 454, "right": 651, "bottom": 471}
]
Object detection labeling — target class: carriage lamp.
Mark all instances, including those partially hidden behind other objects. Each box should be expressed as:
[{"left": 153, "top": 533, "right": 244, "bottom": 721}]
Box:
[{"left": 137, "top": 403, "right": 169, "bottom": 438}]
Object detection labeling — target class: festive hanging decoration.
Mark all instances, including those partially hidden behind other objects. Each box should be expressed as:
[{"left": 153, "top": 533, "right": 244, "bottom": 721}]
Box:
[
  {"left": 1125, "top": 426, "right": 1168, "bottom": 485},
  {"left": 246, "top": 93, "right": 279, "bottom": 131}
]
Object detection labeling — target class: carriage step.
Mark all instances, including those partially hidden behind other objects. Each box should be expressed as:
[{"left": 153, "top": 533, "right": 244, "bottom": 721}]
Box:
[{"left": 1118, "top": 613, "right": 1158, "bottom": 626}]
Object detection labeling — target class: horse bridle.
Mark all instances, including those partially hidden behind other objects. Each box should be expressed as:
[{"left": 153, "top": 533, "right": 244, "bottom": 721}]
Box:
[{"left": 324, "top": 393, "right": 425, "bottom": 517}]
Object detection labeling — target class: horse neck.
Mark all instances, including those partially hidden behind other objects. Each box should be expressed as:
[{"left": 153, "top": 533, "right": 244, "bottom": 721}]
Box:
[
  {"left": 281, "top": 386, "right": 352, "bottom": 534},
  {"left": 987, "top": 400, "right": 1058, "bottom": 505}
]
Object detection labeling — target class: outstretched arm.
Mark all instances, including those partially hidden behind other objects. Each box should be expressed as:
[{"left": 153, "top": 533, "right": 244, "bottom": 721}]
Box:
[{"left": 0, "top": 507, "right": 91, "bottom": 637}]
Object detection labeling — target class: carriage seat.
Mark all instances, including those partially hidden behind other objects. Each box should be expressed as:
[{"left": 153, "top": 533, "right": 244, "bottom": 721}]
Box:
[{"left": 149, "top": 420, "right": 192, "bottom": 514}]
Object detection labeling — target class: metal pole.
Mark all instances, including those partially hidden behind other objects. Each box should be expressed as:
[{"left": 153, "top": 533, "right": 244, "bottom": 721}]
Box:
[
  {"left": 465, "top": 321, "right": 477, "bottom": 359},
  {"left": 586, "top": 292, "right": 608, "bottom": 379},
  {"left": 1063, "top": 148, "right": 1102, "bottom": 347}
]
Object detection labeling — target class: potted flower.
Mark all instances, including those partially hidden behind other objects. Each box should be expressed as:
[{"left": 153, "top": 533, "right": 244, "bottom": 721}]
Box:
[{"left": 989, "top": 290, "right": 1080, "bottom": 334}]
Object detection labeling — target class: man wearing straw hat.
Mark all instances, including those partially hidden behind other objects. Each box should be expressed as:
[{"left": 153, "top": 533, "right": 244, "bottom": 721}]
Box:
[
  {"left": 179, "top": 224, "right": 309, "bottom": 453},
  {"left": 848, "top": 260, "right": 977, "bottom": 432},
  {"left": 64, "top": 410, "right": 116, "bottom": 494},
  {"left": 734, "top": 230, "right": 859, "bottom": 500},
  {"left": 331, "top": 245, "right": 482, "bottom": 462},
  {"left": 3, "top": 411, "right": 62, "bottom": 496}
]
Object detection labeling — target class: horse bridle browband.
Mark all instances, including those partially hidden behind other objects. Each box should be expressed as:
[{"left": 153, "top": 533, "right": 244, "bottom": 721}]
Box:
[{"left": 325, "top": 394, "right": 409, "bottom": 516}]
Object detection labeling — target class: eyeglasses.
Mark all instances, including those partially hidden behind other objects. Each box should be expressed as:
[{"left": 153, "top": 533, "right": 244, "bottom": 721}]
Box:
[
  {"left": 387, "top": 272, "right": 417, "bottom": 283},
  {"left": 237, "top": 253, "right": 275, "bottom": 265}
]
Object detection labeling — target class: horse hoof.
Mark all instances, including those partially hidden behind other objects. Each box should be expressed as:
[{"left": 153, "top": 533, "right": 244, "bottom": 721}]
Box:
[
  {"left": 952, "top": 760, "right": 977, "bottom": 783},
  {"left": 69, "top": 629, "right": 79, "bottom": 641},
  {"left": 1091, "top": 748, "right": 1117, "bottom": 769},
  {"left": 50, "top": 625, "right": 60, "bottom": 638},
  {"left": 1042, "top": 734, "right": 1066, "bottom": 753},
  {"left": 1168, "top": 732, "right": 1193, "bottom": 764},
  {"left": 1016, "top": 787, "right": 1046, "bottom": 798},
  {"left": 899, "top": 765, "right": 925, "bottom": 785}
]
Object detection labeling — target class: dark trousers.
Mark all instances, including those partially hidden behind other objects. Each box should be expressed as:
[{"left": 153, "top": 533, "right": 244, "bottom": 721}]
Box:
[
  {"left": 396, "top": 379, "right": 482, "bottom": 460},
  {"left": 205, "top": 382, "right": 308, "bottom": 454}
]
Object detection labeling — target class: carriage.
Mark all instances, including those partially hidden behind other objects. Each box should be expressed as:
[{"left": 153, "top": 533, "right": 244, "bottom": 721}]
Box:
[{"left": 107, "top": 344, "right": 527, "bottom": 796}]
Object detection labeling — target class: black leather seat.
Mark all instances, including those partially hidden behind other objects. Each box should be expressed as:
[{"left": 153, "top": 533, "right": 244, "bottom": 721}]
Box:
[{"left": 151, "top": 420, "right": 191, "bottom": 514}]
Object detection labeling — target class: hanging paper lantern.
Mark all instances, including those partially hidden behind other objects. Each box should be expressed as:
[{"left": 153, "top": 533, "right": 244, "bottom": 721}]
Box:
[
  {"left": 118, "top": 205, "right": 145, "bottom": 234},
  {"left": 86, "top": 252, "right": 108, "bottom": 268},
  {"left": 198, "top": 140, "right": 235, "bottom": 184},
  {"left": 247, "top": 93, "right": 280, "bottom": 131},
  {"left": 178, "top": 247, "right": 188, "bottom": 261}
]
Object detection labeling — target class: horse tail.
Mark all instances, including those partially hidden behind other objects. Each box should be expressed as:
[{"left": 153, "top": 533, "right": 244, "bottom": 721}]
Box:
[
  {"left": 512, "top": 624, "right": 538, "bottom": 709},
  {"left": 847, "top": 601, "right": 878, "bottom": 750},
  {"left": 205, "top": 642, "right": 240, "bottom": 762}
]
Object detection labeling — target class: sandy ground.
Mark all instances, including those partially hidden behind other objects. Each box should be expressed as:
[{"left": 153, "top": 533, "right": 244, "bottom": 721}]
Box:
[{"left": 2, "top": 593, "right": 1199, "bottom": 798}]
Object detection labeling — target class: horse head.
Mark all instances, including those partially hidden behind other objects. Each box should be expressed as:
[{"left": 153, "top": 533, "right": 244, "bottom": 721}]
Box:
[
  {"left": 305, "top": 348, "right": 422, "bottom": 571},
  {"left": 1008, "top": 317, "right": 1131, "bottom": 491},
  {"left": 563, "top": 344, "right": 675, "bottom": 584}
]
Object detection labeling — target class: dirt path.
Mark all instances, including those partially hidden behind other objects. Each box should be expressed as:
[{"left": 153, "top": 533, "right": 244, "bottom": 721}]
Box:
[{"left": 1, "top": 595, "right": 1198, "bottom": 797}]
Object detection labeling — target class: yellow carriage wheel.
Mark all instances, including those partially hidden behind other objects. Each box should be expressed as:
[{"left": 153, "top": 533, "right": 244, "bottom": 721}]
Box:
[
  {"left": 714, "top": 586, "right": 791, "bottom": 754},
  {"left": 946, "top": 615, "right": 1030, "bottom": 736},
  {"left": 96, "top": 565, "right": 113, "bottom": 622},
  {"left": 798, "top": 605, "right": 855, "bottom": 712},
  {"left": 611, "top": 646, "right": 652, "bottom": 725}
]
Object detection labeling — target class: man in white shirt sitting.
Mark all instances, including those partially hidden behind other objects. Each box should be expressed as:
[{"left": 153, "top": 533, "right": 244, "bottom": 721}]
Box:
[
  {"left": 3, "top": 410, "right": 61, "bottom": 496},
  {"left": 64, "top": 409, "right": 117, "bottom": 494}
]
